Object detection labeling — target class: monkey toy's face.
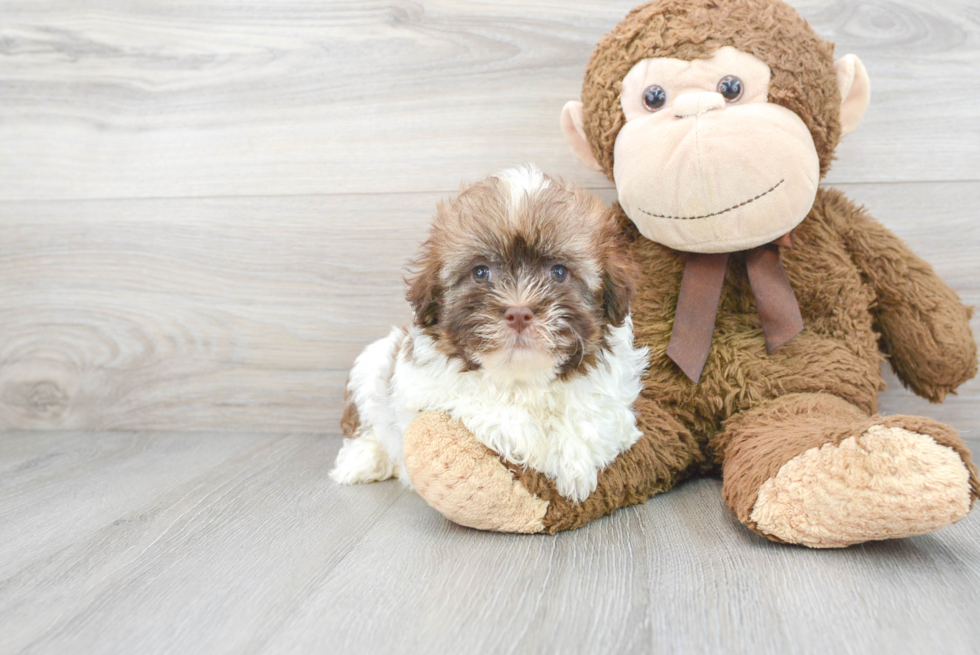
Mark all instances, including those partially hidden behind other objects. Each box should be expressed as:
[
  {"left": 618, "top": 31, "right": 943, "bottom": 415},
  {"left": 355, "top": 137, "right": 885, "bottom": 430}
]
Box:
[
  {"left": 563, "top": 44, "right": 870, "bottom": 254},
  {"left": 614, "top": 46, "right": 817, "bottom": 253}
]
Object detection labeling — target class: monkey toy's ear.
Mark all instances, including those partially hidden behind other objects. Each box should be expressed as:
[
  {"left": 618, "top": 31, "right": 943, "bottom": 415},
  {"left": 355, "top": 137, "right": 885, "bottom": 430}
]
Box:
[
  {"left": 560, "top": 101, "right": 603, "bottom": 172},
  {"left": 835, "top": 55, "right": 871, "bottom": 138}
]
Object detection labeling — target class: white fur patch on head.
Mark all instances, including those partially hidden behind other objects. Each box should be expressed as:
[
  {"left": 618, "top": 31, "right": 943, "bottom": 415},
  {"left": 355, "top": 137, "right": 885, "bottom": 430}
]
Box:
[
  {"left": 491, "top": 163, "right": 551, "bottom": 214},
  {"left": 427, "top": 167, "right": 611, "bottom": 293}
]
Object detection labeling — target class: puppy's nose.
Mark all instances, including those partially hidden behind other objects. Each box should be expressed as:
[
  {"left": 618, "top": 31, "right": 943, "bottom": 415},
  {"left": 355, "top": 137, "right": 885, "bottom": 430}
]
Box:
[{"left": 504, "top": 306, "right": 534, "bottom": 333}]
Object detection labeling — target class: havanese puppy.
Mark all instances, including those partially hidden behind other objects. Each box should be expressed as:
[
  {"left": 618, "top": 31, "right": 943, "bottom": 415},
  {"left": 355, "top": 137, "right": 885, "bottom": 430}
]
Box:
[{"left": 330, "top": 164, "right": 648, "bottom": 503}]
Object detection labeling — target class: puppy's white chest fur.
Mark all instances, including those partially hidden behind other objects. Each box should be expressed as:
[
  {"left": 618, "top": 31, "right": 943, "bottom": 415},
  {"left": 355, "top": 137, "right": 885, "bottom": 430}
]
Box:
[{"left": 387, "top": 320, "right": 647, "bottom": 502}]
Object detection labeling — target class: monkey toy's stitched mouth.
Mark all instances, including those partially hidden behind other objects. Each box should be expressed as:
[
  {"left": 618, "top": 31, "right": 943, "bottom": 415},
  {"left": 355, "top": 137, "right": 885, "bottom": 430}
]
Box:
[{"left": 638, "top": 179, "right": 785, "bottom": 221}]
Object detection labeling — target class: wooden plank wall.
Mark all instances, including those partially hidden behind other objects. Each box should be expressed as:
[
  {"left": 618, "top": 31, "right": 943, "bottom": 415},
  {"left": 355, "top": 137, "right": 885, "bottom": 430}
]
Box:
[{"left": 1, "top": 0, "right": 977, "bottom": 433}]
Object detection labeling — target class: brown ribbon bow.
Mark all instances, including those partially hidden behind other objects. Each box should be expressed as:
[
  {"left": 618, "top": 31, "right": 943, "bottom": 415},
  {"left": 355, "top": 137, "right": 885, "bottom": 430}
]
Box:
[{"left": 665, "top": 233, "right": 803, "bottom": 383}]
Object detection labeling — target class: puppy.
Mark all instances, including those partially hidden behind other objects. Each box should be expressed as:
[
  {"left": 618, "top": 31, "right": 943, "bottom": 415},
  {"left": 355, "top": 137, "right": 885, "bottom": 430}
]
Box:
[{"left": 330, "top": 165, "right": 648, "bottom": 503}]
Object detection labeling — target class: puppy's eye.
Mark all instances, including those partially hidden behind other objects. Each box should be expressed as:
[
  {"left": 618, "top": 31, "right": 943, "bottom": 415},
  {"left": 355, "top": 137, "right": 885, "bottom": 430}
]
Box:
[
  {"left": 642, "top": 85, "right": 667, "bottom": 112},
  {"left": 717, "top": 75, "right": 743, "bottom": 102},
  {"left": 472, "top": 265, "right": 492, "bottom": 283},
  {"left": 550, "top": 265, "right": 568, "bottom": 283}
]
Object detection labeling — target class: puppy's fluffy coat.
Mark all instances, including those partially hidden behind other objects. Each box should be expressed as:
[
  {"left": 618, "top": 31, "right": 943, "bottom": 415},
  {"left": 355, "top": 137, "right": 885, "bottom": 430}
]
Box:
[{"left": 331, "top": 165, "right": 648, "bottom": 502}]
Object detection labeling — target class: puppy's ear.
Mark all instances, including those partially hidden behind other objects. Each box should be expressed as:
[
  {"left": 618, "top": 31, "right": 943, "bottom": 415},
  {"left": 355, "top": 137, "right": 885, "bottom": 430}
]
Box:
[
  {"left": 602, "top": 272, "right": 633, "bottom": 327},
  {"left": 600, "top": 214, "right": 638, "bottom": 327},
  {"left": 405, "top": 242, "right": 443, "bottom": 328}
]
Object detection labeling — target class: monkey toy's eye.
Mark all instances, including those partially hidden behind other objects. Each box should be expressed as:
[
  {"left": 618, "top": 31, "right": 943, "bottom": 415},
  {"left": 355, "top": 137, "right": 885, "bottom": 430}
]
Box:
[
  {"left": 472, "top": 265, "right": 492, "bottom": 283},
  {"left": 550, "top": 264, "right": 569, "bottom": 283},
  {"left": 717, "top": 75, "right": 743, "bottom": 102},
  {"left": 642, "top": 85, "right": 667, "bottom": 112}
]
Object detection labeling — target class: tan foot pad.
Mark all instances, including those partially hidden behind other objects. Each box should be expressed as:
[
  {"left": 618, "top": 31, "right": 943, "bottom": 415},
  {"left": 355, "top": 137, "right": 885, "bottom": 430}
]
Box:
[
  {"left": 403, "top": 414, "right": 548, "bottom": 534},
  {"left": 750, "top": 425, "right": 972, "bottom": 548}
]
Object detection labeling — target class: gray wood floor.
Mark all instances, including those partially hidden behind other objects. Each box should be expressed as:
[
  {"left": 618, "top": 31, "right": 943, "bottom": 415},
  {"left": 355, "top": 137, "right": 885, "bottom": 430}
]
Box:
[
  {"left": 2, "top": 431, "right": 980, "bottom": 655},
  {"left": 1, "top": 1, "right": 979, "bottom": 653}
]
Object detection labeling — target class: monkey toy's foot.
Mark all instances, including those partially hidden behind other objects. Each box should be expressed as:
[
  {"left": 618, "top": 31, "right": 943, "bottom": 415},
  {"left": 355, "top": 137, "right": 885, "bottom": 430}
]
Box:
[
  {"left": 751, "top": 424, "right": 974, "bottom": 547},
  {"left": 402, "top": 412, "right": 549, "bottom": 534},
  {"left": 720, "top": 394, "right": 979, "bottom": 548}
]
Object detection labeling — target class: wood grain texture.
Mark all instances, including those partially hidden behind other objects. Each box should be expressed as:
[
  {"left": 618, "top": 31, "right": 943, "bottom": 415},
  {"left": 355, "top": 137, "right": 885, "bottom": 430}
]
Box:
[
  {"left": 0, "top": 193, "right": 421, "bottom": 432},
  {"left": 1, "top": 432, "right": 978, "bottom": 655},
  {"left": 0, "top": 0, "right": 977, "bottom": 202},
  {"left": 2, "top": 182, "right": 977, "bottom": 433}
]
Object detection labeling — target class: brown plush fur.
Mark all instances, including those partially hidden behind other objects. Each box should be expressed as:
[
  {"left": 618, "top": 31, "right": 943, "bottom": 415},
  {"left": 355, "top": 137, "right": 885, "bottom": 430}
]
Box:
[
  {"left": 836, "top": 193, "right": 978, "bottom": 401},
  {"left": 403, "top": 0, "right": 978, "bottom": 543}
]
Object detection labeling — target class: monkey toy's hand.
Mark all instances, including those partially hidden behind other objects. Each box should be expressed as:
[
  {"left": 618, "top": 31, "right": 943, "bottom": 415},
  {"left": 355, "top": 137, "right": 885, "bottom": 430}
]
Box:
[
  {"left": 402, "top": 412, "right": 549, "bottom": 533},
  {"left": 404, "top": 410, "right": 688, "bottom": 534}
]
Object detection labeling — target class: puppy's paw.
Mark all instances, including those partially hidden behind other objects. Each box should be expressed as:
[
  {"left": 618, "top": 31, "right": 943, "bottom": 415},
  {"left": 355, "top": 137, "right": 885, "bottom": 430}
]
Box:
[
  {"left": 553, "top": 442, "right": 601, "bottom": 503},
  {"left": 330, "top": 433, "right": 396, "bottom": 484},
  {"left": 403, "top": 411, "right": 548, "bottom": 533}
]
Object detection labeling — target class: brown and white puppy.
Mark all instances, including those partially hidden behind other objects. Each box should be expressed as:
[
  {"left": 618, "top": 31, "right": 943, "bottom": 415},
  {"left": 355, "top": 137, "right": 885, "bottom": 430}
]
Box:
[{"left": 331, "top": 165, "right": 648, "bottom": 502}]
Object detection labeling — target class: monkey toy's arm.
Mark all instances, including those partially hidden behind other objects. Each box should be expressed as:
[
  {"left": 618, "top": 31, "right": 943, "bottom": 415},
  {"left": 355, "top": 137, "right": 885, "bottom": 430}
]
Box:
[
  {"left": 828, "top": 188, "right": 977, "bottom": 401},
  {"left": 402, "top": 401, "right": 698, "bottom": 534}
]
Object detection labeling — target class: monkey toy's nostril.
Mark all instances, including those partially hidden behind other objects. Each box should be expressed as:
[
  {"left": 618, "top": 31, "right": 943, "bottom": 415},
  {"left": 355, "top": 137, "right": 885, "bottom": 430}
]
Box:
[{"left": 504, "top": 306, "right": 534, "bottom": 333}]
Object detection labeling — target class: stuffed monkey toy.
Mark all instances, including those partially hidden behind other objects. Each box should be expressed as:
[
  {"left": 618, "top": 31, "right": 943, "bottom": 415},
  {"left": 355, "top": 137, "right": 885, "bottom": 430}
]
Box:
[{"left": 399, "top": 0, "right": 979, "bottom": 546}]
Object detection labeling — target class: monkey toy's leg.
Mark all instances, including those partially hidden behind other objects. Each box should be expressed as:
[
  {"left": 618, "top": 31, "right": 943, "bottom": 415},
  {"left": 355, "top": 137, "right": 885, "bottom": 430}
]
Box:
[
  {"left": 402, "top": 397, "right": 702, "bottom": 534},
  {"left": 714, "top": 393, "right": 980, "bottom": 547}
]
